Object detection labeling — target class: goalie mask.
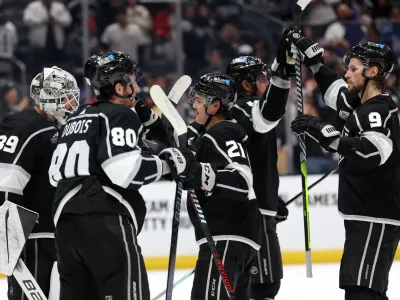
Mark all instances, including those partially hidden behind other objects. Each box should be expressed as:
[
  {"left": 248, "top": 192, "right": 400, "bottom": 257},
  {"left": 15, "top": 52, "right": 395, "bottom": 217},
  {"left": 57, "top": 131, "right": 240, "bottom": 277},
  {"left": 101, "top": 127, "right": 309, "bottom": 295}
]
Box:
[{"left": 30, "top": 66, "right": 80, "bottom": 124}]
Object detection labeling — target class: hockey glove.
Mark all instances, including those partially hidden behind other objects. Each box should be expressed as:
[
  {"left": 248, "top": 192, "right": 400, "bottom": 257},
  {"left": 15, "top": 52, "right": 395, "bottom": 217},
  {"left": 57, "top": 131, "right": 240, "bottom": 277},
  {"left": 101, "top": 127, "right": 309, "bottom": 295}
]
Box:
[
  {"left": 287, "top": 31, "right": 324, "bottom": 67},
  {"left": 291, "top": 115, "right": 340, "bottom": 152},
  {"left": 182, "top": 162, "right": 217, "bottom": 192},
  {"left": 271, "top": 28, "right": 297, "bottom": 79},
  {"left": 159, "top": 147, "right": 197, "bottom": 180},
  {"left": 275, "top": 196, "right": 289, "bottom": 223},
  {"left": 134, "top": 97, "right": 159, "bottom": 127}
]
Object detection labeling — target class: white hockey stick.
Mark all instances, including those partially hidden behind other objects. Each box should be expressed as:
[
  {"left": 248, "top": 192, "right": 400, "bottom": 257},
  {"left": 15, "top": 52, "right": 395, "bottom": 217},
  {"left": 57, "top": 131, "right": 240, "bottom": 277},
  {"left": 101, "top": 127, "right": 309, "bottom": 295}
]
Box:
[
  {"left": 168, "top": 75, "right": 192, "bottom": 104},
  {"left": 150, "top": 85, "right": 188, "bottom": 300},
  {"left": 151, "top": 85, "right": 187, "bottom": 137}
]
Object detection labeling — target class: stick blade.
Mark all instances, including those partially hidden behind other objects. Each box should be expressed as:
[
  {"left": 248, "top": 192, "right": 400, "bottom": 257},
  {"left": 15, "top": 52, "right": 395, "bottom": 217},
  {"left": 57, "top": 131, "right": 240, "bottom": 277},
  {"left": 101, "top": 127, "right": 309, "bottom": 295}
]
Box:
[
  {"left": 168, "top": 75, "right": 192, "bottom": 104},
  {"left": 150, "top": 85, "right": 187, "bottom": 137},
  {"left": 294, "top": 0, "right": 312, "bottom": 28}
]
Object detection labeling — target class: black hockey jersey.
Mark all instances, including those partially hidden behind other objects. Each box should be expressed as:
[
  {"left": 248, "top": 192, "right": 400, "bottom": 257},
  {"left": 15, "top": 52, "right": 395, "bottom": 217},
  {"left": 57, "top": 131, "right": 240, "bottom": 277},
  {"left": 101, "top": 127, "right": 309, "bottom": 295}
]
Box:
[
  {"left": 0, "top": 109, "right": 58, "bottom": 237},
  {"left": 229, "top": 76, "right": 290, "bottom": 215},
  {"left": 314, "top": 65, "right": 400, "bottom": 224},
  {"left": 51, "top": 101, "right": 164, "bottom": 234},
  {"left": 187, "top": 120, "right": 261, "bottom": 250}
]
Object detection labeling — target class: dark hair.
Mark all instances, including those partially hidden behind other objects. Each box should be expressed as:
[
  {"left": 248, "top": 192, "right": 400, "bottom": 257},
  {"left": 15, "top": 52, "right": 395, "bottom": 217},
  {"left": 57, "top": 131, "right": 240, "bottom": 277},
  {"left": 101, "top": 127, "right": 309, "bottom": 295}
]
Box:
[
  {"left": 370, "top": 63, "right": 387, "bottom": 92},
  {"left": 212, "top": 99, "right": 232, "bottom": 120}
]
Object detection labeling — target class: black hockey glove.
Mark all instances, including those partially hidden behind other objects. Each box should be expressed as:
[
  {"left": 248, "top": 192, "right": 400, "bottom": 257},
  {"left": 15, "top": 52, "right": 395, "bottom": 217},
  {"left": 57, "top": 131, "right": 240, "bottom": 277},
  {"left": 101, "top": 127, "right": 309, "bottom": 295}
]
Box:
[
  {"left": 271, "top": 28, "right": 297, "bottom": 80},
  {"left": 287, "top": 31, "right": 324, "bottom": 67},
  {"left": 134, "top": 97, "right": 158, "bottom": 127},
  {"left": 275, "top": 196, "right": 289, "bottom": 223},
  {"left": 291, "top": 115, "right": 340, "bottom": 152},
  {"left": 181, "top": 162, "right": 217, "bottom": 192}
]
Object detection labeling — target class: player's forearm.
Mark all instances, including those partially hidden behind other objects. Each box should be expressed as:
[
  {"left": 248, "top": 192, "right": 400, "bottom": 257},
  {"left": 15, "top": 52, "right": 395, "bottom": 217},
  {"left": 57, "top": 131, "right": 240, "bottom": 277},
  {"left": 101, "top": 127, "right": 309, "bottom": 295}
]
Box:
[
  {"left": 337, "top": 133, "right": 393, "bottom": 168},
  {"left": 101, "top": 150, "right": 163, "bottom": 189},
  {"left": 259, "top": 77, "right": 290, "bottom": 125},
  {"left": 312, "top": 63, "right": 347, "bottom": 111}
]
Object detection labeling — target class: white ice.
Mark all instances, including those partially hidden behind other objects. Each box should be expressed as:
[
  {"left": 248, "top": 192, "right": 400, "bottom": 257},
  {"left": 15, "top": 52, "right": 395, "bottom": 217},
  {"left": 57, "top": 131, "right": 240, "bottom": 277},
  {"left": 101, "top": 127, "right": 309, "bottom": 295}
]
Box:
[{"left": 1, "top": 262, "right": 400, "bottom": 299}]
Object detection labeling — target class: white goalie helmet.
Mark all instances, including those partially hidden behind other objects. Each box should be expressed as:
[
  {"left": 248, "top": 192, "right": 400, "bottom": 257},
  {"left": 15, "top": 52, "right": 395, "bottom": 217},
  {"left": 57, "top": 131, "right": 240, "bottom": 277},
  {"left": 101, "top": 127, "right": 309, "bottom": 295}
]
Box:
[{"left": 30, "top": 66, "right": 80, "bottom": 123}]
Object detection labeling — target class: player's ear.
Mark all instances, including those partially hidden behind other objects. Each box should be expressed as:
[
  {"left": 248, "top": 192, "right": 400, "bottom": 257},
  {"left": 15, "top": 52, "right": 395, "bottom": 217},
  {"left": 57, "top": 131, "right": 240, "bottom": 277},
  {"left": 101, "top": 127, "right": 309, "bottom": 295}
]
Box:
[
  {"left": 114, "top": 82, "right": 123, "bottom": 94},
  {"left": 242, "top": 80, "right": 252, "bottom": 93},
  {"left": 367, "top": 64, "right": 380, "bottom": 78},
  {"left": 212, "top": 99, "right": 221, "bottom": 110}
]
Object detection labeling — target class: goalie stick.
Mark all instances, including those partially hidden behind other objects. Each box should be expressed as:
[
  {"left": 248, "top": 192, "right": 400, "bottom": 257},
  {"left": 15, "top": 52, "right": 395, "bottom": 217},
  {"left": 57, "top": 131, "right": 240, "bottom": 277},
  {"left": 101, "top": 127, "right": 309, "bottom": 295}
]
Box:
[
  {"left": 293, "top": 0, "right": 313, "bottom": 278},
  {"left": 150, "top": 76, "right": 191, "bottom": 300},
  {"left": 150, "top": 85, "right": 235, "bottom": 300}
]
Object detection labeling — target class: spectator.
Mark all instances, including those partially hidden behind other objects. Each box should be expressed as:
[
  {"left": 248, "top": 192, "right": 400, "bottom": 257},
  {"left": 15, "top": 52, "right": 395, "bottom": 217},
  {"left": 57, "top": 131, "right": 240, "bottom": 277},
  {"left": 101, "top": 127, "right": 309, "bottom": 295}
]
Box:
[
  {"left": 101, "top": 9, "right": 149, "bottom": 63},
  {"left": 153, "top": 3, "right": 175, "bottom": 40},
  {"left": 380, "top": 7, "right": 400, "bottom": 55},
  {"left": 0, "top": 82, "right": 30, "bottom": 123},
  {"left": 126, "top": 0, "right": 152, "bottom": 34},
  {"left": 23, "top": 0, "right": 72, "bottom": 75},
  {"left": 323, "top": 3, "right": 355, "bottom": 53},
  {"left": 0, "top": 9, "right": 18, "bottom": 58},
  {"left": 196, "top": 49, "right": 226, "bottom": 80},
  {"left": 216, "top": 23, "right": 241, "bottom": 62}
]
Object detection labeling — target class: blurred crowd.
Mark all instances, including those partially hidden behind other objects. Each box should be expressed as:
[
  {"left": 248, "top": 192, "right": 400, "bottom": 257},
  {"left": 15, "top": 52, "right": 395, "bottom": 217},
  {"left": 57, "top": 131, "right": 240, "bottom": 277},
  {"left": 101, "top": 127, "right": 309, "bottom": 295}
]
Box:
[{"left": 1, "top": 0, "right": 400, "bottom": 174}]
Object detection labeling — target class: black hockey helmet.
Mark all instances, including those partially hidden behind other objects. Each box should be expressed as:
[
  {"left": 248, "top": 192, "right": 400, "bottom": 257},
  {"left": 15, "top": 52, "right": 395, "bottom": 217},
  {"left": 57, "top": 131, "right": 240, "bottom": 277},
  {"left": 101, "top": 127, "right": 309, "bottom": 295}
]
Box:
[
  {"left": 84, "top": 50, "right": 142, "bottom": 99},
  {"left": 342, "top": 41, "right": 395, "bottom": 79},
  {"left": 188, "top": 72, "right": 236, "bottom": 107},
  {"left": 227, "top": 56, "right": 270, "bottom": 84}
]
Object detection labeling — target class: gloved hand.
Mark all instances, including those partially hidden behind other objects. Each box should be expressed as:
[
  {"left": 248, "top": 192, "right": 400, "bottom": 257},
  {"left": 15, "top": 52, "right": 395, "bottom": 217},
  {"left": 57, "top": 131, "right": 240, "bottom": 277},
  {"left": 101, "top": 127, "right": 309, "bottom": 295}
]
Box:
[
  {"left": 271, "top": 28, "right": 297, "bottom": 79},
  {"left": 275, "top": 196, "right": 289, "bottom": 223},
  {"left": 134, "top": 97, "right": 158, "bottom": 127},
  {"left": 291, "top": 115, "right": 340, "bottom": 152},
  {"left": 159, "top": 147, "right": 197, "bottom": 179},
  {"left": 159, "top": 147, "right": 217, "bottom": 191},
  {"left": 286, "top": 31, "right": 324, "bottom": 67}
]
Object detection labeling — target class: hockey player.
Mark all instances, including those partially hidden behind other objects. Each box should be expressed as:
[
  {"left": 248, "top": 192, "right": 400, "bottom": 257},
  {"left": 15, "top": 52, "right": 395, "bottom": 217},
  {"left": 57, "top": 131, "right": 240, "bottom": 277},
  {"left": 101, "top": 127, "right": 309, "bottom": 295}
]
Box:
[
  {"left": 51, "top": 51, "right": 172, "bottom": 300},
  {"left": 159, "top": 72, "right": 261, "bottom": 300},
  {"left": 225, "top": 31, "right": 295, "bottom": 300},
  {"left": 0, "top": 66, "right": 79, "bottom": 300},
  {"left": 288, "top": 32, "right": 400, "bottom": 300}
]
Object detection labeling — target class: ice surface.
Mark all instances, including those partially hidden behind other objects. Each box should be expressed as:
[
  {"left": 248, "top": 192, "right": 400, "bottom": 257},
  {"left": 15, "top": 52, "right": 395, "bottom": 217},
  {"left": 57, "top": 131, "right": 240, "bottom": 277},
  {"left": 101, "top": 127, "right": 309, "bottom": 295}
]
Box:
[{"left": 1, "top": 262, "right": 400, "bottom": 299}]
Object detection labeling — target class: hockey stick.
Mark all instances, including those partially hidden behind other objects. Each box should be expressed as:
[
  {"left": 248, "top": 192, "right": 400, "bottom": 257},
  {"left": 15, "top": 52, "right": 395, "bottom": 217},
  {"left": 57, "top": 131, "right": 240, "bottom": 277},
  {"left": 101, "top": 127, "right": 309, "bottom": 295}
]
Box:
[
  {"left": 293, "top": 0, "right": 313, "bottom": 278},
  {"left": 150, "top": 85, "right": 235, "bottom": 299},
  {"left": 168, "top": 75, "right": 192, "bottom": 104},
  {"left": 284, "top": 165, "right": 338, "bottom": 207},
  {"left": 150, "top": 163, "right": 339, "bottom": 300},
  {"left": 151, "top": 269, "right": 195, "bottom": 300},
  {"left": 150, "top": 77, "right": 191, "bottom": 300}
]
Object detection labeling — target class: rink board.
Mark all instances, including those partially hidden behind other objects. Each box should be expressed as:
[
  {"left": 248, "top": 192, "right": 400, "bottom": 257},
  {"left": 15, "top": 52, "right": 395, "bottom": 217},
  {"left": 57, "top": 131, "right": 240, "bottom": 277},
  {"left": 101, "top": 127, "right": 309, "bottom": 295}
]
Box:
[
  {"left": 1, "top": 174, "right": 399, "bottom": 277},
  {"left": 136, "top": 175, "right": 400, "bottom": 270}
]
